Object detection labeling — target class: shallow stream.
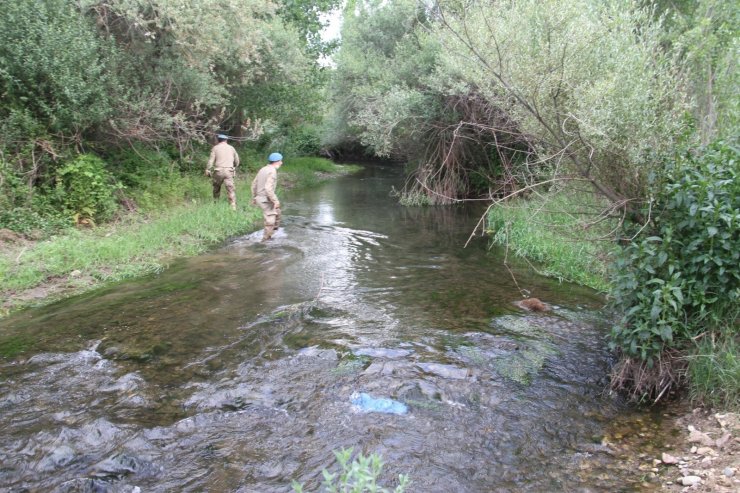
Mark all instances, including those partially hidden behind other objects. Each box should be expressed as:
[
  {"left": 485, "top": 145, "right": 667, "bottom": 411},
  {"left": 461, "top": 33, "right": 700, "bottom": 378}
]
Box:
[{"left": 0, "top": 165, "right": 670, "bottom": 492}]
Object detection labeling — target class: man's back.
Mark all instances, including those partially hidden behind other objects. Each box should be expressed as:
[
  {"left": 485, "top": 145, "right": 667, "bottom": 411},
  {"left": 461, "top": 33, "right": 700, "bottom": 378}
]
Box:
[
  {"left": 209, "top": 143, "right": 239, "bottom": 170},
  {"left": 252, "top": 165, "right": 277, "bottom": 199}
]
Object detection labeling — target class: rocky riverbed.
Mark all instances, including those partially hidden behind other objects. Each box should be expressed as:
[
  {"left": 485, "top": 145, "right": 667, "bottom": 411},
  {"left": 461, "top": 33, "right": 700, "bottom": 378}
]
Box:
[{"left": 654, "top": 408, "right": 739, "bottom": 492}]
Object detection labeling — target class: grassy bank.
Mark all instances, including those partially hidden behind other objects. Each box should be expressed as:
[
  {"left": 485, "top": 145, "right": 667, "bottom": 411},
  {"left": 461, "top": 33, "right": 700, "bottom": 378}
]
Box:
[
  {"left": 689, "top": 328, "right": 740, "bottom": 410},
  {"left": 0, "top": 158, "right": 358, "bottom": 317},
  {"left": 486, "top": 191, "right": 617, "bottom": 293},
  {"left": 488, "top": 185, "right": 739, "bottom": 411}
]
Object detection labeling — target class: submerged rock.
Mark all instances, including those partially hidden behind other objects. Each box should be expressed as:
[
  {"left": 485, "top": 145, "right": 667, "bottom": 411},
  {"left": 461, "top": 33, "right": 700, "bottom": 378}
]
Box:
[
  {"left": 515, "top": 298, "right": 550, "bottom": 312},
  {"left": 416, "top": 362, "right": 470, "bottom": 380},
  {"left": 354, "top": 347, "right": 412, "bottom": 359}
]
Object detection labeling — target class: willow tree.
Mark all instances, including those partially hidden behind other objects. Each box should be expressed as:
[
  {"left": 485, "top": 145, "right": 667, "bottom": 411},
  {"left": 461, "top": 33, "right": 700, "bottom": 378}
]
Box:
[
  {"left": 419, "top": 0, "right": 687, "bottom": 215},
  {"left": 326, "top": 0, "right": 527, "bottom": 204},
  {"left": 79, "top": 0, "right": 318, "bottom": 147}
]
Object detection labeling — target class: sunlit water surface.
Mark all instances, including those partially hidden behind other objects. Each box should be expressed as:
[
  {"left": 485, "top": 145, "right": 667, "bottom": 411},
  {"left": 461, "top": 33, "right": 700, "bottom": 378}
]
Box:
[{"left": 0, "top": 165, "right": 667, "bottom": 492}]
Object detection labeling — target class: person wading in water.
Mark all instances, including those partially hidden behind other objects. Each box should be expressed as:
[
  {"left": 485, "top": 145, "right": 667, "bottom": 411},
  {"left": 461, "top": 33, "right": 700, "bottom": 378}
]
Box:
[
  {"left": 251, "top": 152, "right": 283, "bottom": 241},
  {"left": 205, "top": 134, "right": 240, "bottom": 211}
]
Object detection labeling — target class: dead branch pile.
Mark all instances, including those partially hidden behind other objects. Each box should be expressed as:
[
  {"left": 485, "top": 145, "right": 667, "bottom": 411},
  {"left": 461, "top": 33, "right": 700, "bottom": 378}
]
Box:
[
  {"left": 404, "top": 92, "right": 537, "bottom": 204},
  {"left": 610, "top": 349, "right": 689, "bottom": 404}
]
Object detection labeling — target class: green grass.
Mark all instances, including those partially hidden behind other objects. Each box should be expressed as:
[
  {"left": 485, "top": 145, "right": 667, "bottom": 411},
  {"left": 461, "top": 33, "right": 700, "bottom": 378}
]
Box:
[
  {"left": 0, "top": 191, "right": 261, "bottom": 306},
  {"left": 486, "top": 190, "right": 617, "bottom": 292},
  {"left": 279, "top": 156, "right": 360, "bottom": 188},
  {"left": 688, "top": 328, "right": 740, "bottom": 411}
]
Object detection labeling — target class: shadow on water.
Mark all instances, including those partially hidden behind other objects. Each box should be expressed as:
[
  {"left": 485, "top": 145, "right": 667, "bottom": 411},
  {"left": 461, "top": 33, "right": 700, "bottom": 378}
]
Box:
[{"left": 0, "top": 163, "right": 668, "bottom": 492}]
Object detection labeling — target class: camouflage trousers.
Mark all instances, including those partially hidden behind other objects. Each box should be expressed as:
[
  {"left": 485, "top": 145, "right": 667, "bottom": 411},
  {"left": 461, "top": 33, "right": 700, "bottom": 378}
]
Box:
[
  {"left": 255, "top": 197, "right": 281, "bottom": 240},
  {"left": 212, "top": 168, "right": 236, "bottom": 208}
]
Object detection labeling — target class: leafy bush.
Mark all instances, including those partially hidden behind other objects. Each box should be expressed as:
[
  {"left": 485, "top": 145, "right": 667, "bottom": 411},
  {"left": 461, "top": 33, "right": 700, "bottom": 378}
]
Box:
[
  {"left": 107, "top": 146, "right": 176, "bottom": 189},
  {"left": 0, "top": 157, "right": 25, "bottom": 211},
  {"left": 0, "top": 206, "right": 71, "bottom": 236},
  {"left": 0, "top": 0, "right": 115, "bottom": 137},
  {"left": 289, "top": 125, "right": 323, "bottom": 156},
  {"left": 0, "top": 154, "right": 72, "bottom": 235},
  {"left": 53, "top": 154, "right": 119, "bottom": 223},
  {"left": 609, "top": 141, "right": 739, "bottom": 364},
  {"left": 292, "top": 448, "right": 409, "bottom": 493}
]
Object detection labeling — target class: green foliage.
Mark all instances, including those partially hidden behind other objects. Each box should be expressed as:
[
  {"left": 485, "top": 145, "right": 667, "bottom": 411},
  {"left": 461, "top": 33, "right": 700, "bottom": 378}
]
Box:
[
  {"left": 325, "top": 0, "right": 436, "bottom": 153},
  {"left": 397, "top": 190, "right": 433, "bottom": 207},
  {"left": 0, "top": 185, "right": 261, "bottom": 300},
  {"left": 609, "top": 141, "right": 739, "bottom": 363},
  {"left": 107, "top": 146, "right": 176, "bottom": 188},
  {"left": 429, "top": 0, "right": 688, "bottom": 205},
  {"left": 277, "top": 0, "right": 342, "bottom": 57},
  {"left": 106, "top": 145, "right": 197, "bottom": 211},
  {"left": 0, "top": 157, "right": 26, "bottom": 211},
  {"left": 0, "top": 0, "right": 115, "bottom": 137},
  {"left": 292, "top": 448, "right": 409, "bottom": 493},
  {"left": 663, "top": 0, "right": 739, "bottom": 143},
  {"left": 0, "top": 207, "right": 71, "bottom": 236},
  {"left": 53, "top": 154, "right": 119, "bottom": 223},
  {"left": 290, "top": 125, "right": 323, "bottom": 156}
]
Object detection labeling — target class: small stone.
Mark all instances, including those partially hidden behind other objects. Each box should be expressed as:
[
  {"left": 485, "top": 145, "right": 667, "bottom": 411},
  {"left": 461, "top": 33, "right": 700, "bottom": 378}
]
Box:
[
  {"left": 662, "top": 452, "right": 679, "bottom": 464},
  {"left": 680, "top": 475, "right": 702, "bottom": 486},
  {"left": 653, "top": 458, "right": 662, "bottom": 466},
  {"left": 696, "top": 447, "right": 716, "bottom": 456},
  {"left": 715, "top": 432, "right": 732, "bottom": 448},
  {"left": 724, "top": 468, "right": 736, "bottom": 478},
  {"left": 688, "top": 427, "right": 716, "bottom": 446},
  {"left": 690, "top": 446, "right": 698, "bottom": 453},
  {"left": 70, "top": 269, "right": 82, "bottom": 277}
]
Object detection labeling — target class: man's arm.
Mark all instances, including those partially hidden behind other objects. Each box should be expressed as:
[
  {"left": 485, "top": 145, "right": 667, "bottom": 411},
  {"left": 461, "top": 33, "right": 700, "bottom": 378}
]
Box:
[
  {"left": 233, "top": 147, "right": 240, "bottom": 167},
  {"left": 265, "top": 170, "right": 280, "bottom": 207},
  {"left": 250, "top": 173, "right": 258, "bottom": 204},
  {"left": 206, "top": 148, "right": 216, "bottom": 175}
]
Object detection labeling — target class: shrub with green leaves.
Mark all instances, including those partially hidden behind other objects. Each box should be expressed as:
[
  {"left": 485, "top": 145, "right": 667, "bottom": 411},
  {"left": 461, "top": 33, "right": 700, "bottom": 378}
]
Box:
[
  {"left": 107, "top": 146, "right": 176, "bottom": 189},
  {"left": 0, "top": 0, "right": 115, "bottom": 138},
  {"left": 54, "top": 154, "right": 120, "bottom": 223},
  {"left": 609, "top": 141, "right": 739, "bottom": 364}
]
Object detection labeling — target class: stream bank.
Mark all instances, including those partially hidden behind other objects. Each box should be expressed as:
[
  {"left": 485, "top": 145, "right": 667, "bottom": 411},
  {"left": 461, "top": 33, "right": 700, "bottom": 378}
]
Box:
[{"left": 0, "top": 164, "right": 358, "bottom": 320}]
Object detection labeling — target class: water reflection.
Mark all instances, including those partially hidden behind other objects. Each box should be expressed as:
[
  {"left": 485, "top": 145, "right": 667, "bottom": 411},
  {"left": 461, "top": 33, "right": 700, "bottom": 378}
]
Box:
[{"left": 0, "top": 164, "right": 657, "bottom": 492}]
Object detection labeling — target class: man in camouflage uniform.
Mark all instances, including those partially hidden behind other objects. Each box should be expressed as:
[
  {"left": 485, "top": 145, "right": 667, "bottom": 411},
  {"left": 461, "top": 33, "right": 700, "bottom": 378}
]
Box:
[
  {"left": 205, "top": 134, "right": 240, "bottom": 210},
  {"left": 251, "top": 152, "right": 283, "bottom": 241}
]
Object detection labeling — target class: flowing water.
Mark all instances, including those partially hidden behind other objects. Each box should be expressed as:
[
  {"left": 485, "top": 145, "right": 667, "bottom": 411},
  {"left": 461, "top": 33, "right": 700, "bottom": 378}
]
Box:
[{"left": 0, "top": 165, "right": 669, "bottom": 492}]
